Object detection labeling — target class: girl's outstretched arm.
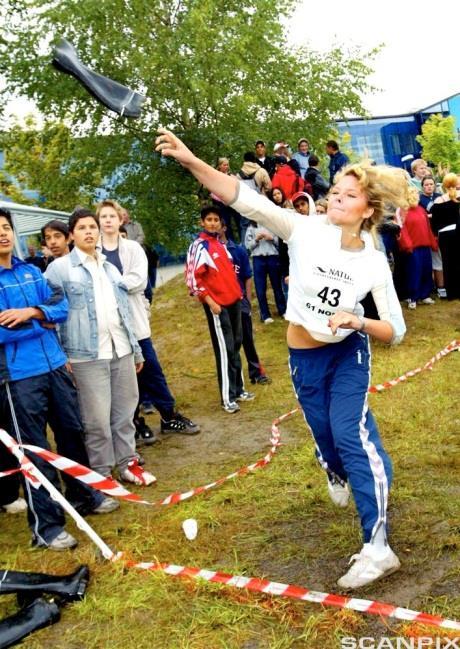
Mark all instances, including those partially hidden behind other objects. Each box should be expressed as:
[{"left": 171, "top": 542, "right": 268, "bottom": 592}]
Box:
[
  {"left": 155, "top": 128, "right": 296, "bottom": 240},
  {"left": 155, "top": 128, "right": 238, "bottom": 204}
]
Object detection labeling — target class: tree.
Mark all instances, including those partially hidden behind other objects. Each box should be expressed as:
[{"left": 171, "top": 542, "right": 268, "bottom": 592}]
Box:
[
  {"left": 0, "top": 116, "right": 106, "bottom": 210},
  {"left": 416, "top": 114, "right": 460, "bottom": 174},
  {"left": 0, "top": 0, "right": 377, "bottom": 250}
]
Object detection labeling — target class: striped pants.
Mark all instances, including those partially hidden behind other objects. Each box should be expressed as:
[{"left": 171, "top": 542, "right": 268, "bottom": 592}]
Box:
[
  {"left": 289, "top": 332, "right": 393, "bottom": 543},
  {"left": 203, "top": 301, "right": 243, "bottom": 407}
]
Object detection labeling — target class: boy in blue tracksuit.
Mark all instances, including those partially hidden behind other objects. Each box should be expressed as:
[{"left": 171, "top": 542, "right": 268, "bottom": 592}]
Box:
[
  {"left": 220, "top": 225, "right": 271, "bottom": 385},
  {"left": 0, "top": 208, "right": 115, "bottom": 550}
]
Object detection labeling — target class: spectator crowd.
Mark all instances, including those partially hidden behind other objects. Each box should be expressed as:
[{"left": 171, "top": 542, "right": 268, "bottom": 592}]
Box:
[{"left": 1, "top": 132, "right": 459, "bottom": 555}]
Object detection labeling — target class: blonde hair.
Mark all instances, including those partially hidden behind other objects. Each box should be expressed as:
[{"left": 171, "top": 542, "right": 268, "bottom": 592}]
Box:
[
  {"left": 315, "top": 198, "right": 328, "bottom": 213},
  {"left": 216, "top": 157, "right": 229, "bottom": 171},
  {"left": 410, "top": 158, "right": 426, "bottom": 173},
  {"left": 441, "top": 172, "right": 459, "bottom": 202},
  {"left": 334, "top": 163, "right": 410, "bottom": 231},
  {"left": 407, "top": 185, "right": 420, "bottom": 208},
  {"left": 95, "top": 198, "right": 124, "bottom": 219}
]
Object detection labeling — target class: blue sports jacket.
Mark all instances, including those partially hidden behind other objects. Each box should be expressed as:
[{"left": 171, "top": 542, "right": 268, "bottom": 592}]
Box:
[{"left": 0, "top": 257, "right": 68, "bottom": 383}]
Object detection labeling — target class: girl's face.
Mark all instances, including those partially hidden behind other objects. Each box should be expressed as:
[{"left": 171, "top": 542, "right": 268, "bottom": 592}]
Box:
[
  {"left": 218, "top": 161, "right": 230, "bottom": 174},
  {"left": 327, "top": 175, "right": 373, "bottom": 229},
  {"left": 315, "top": 204, "right": 327, "bottom": 214},
  {"left": 273, "top": 188, "right": 283, "bottom": 204},
  {"left": 422, "top": 178, "right": 435, "bottom": 195}
]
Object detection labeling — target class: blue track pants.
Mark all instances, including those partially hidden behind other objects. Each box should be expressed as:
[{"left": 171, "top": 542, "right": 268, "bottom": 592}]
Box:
[{"left": 289, "top": 332, "right": 392, "bottom": 543}]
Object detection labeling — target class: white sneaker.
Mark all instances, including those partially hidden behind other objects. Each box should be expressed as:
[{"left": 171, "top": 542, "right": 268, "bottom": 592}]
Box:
[
  {"left": 263, "top": 317, "right": 274, "bottom": 324},
  {"left": 91, "top": 497, "right": 120, "bottom": 514},
  {"left": 35, "top": 530, "right": 78, "bottom": 551},
  {"left": 120, "top": 460, "right": 156, "bottom": 486},
  {"left": 327, "top": 476, "right": 349, "bottom": 507},
  {"left": 236, "top": 391, "right": 255, "bottom": 402},
  {"left": 3, "top": 497, "right": 27, "bottom": 513},
  {"left": 407, "top": 300, "right": 416, "bottom": 310},
  {"left": 421, "top": 297, "right": 435, "bottom": 304},
  {"left": 222, "top": 401, "right": 240, "bottom": 414},
  {"left": 437, "top": 287, "right": 447, "bottom": 299},
  {"left": 337, "top": 544, "right": 400, "bottom": 589}
]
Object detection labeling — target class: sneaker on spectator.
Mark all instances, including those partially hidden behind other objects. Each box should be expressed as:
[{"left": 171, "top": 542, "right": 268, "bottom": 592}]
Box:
[
  {"left": 263, "top": 317, "right": 274, "bottom": 324},
  {"left": 91, "top": 497, "right": 120, "bottom": 514},
  {"left": 337, "top": 544, "right": 400, "bottom": 589},
  {"left": 236, "top": 391, "right": 255, "bottom": 402},
  {"left": 222, "top": 401, "right": 240, "bottom": 414},
  {"left": 327, "top": 474, "right": 349, "bottom": 507},
  {"left": 251, "top": 375, "right": 272, "bottom": 385},
  {"left": 420, "top": 297, "right": 435, "bottom": 304},
  {"left": 3, "top": 497, "right": 27, "bottom": 514},
  {"left": 437, "top": 287, "right": 447, "bottom": 299},
  {"left": 161, "top": 413, "right": 200, "bottom": 435},
  {"left": 407, "top": 300, "right": 416, "bottom": 310},
  {"left": 140, "top": 401, "right": 156, "bottom": 414},
  {"left": 135, "top": 416, "right": 160, "bottom": 445},
  {"left": 120, "top": 460, "right": 156, "bottom": 486},
  {"left": 35, "top": 530, "right": 78, "bottom": 551}
]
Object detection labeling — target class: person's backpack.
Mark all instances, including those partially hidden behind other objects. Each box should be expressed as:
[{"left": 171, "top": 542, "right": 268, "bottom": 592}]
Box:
[{"left": 238, "top": 170, "right": 260, "bottom": 193}]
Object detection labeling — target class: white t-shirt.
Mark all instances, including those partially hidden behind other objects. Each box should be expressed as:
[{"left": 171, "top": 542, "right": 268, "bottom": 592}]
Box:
[
  {"left": 71, "top": 247, "right": 132, "bottom": 361},
  {"left": 230, "top": 181, "right": 406, "bottom": 344}
]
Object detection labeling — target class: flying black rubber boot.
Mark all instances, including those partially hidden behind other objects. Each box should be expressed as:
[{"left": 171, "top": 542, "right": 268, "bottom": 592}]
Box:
[
  {"left": 0, "top": 597, "right": 60, "bottom": 649},
  {"left": 0, "top": 565, "right": 89, "bottom": 605},
  {"left": 52, "top": 38, "right": 145, "bottom": 117}
]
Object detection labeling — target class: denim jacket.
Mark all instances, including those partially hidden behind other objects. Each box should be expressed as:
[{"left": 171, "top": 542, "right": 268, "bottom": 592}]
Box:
[{"left": 45, "top": 248, "right": 142, "bottom": 361}]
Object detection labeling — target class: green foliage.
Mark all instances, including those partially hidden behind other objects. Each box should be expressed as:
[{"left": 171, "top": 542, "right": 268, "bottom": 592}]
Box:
[
  {"left": 416, "top": 114, "right": 460, "bottom": 173},
  {"left": 0, "top": 0, "right": 377, "bottom": 250},
  {"left": 0, "top": 116, "right": 106, "bottom": 210}
]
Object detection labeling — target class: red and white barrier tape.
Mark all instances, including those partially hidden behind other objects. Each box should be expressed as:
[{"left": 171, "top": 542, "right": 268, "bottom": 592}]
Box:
[
  {"left": 368, "top": 339, "right": 459, "bottom": 393},
  {"left": 1, "top": 341, "right": 458, "bottom": 507},
  {"left": 1, "top": 341, "right": 459, "bottom": 630},
  {"left": 13, "top": 409, "right": 287, "bottom": 508},
  {"left": 0, "top": 468, "right": 21, "bottom": 479},
  {"left": 122, "top": 560, "right": 460, "bottom": 632}
]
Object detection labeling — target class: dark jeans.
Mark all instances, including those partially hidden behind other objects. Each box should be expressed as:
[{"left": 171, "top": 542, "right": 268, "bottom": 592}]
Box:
[
  {"left": 252, "top": 255, "right": 287, "bottom": 321},
  {"left": 2, "top": 366, "right": 102, "bottom": 544},
  {"left": 0, "top": 440, "right": 20, "bottom": 506},
  {"left": 240, "top": 217, "right": 251, "bottom": 249},
  {"left": 137, "top": 338, "right": 175, "bottom": 420},
  {"left": 241, "top": 310, "right": 265, "bottom": 381}
]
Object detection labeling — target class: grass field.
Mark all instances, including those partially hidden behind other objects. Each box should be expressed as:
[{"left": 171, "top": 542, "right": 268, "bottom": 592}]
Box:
[{"left": 0, "top": 277, "right": 459, "bottom": 648}]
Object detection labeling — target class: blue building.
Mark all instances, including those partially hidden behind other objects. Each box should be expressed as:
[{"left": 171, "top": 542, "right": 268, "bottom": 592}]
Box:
[{"left": 336, "top": 92, "right": 460, "bottom": 167}]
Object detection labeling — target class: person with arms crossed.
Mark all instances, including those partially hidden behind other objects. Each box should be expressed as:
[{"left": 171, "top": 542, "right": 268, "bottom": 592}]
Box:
[{"left": 0, "top": 208, "right": 116, "bottom": 551}]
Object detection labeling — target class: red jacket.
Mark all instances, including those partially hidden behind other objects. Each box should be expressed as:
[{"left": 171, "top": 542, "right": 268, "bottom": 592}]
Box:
[
  {"left": 272, "top": 165, "right": 310, "bottom": 200},
  {"left": 398, "top": 205, "right": 438, "bottom": 254},
  {"left": 186, "top": 231, "right": 242, "bottom": 306}
]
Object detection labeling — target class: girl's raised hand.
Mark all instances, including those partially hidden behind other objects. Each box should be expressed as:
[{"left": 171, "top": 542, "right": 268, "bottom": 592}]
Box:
[{"left": 155, "top": 128, "right": 196, "bottom": 167}]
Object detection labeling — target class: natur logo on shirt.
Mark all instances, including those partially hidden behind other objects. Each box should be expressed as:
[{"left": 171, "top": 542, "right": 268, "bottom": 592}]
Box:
[{"left": 314, "top": 266, "right": 353, "bottom": 284}]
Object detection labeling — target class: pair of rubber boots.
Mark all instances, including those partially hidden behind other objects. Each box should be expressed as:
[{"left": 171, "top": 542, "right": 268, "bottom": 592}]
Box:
[{"left": 0, "top": 565, "right": 89, "bottom": 648}]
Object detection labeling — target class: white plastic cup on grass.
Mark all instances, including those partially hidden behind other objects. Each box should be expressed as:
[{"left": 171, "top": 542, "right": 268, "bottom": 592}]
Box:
[{"left": 182, "top": 518, "right": 198, "bottom": 540}]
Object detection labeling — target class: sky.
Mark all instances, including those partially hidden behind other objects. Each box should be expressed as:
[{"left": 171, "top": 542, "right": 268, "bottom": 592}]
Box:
[
  {"left": 3, "top": 0, "right": 460, "bottom": 123},
  {"left": 289, "top": 0, "right": 459, "bottom": 116}
]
